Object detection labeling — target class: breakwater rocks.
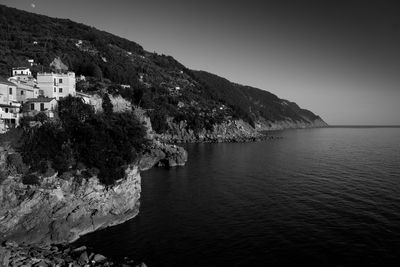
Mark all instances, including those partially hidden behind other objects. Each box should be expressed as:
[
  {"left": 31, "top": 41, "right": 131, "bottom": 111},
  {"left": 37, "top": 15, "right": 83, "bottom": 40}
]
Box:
[
  {"left": 139, "top": 141, "right": 188, "bottom": 171},
  {"left": 0, "top": 241, "right": 146, "bottom": 267},
  {"left": 0, "top": 165, "right": 141, "bottom": 245}
]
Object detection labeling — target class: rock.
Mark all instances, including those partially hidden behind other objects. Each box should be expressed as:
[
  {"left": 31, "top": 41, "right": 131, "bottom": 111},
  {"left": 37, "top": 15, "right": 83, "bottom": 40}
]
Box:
[
  {"left": 78, "top": 251, "right": 89, "bottom": 265},
  {"left": 4, "top": 240, "right": 19, "bottom": 248},
  {"left": 72, "top": 246, "right": 87, "bottom": 254},
  {"left": 0, "top": 165, "right": 141, "bottom": 245},
  {"left": 34, "top": 260, "right": 48, "bottom": 267},
  {"left": 139, "top": 141, "right": 188, "bottom": 171},
  {"left": 93, "top": 254, "right": 107, "bottom": 263},
  {"left": 0, "top": 246, "right": 11, "bottom": 266}
]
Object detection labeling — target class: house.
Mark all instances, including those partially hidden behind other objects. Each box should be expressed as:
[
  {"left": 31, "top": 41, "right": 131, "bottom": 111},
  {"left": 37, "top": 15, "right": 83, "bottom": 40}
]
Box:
[
  {"left": 0, "top": 76, "right": 22, "bottom": 132},
  {"left": 8, "top": 77, "right": 41, "bottom": 103},
  {"left": 12, "top": 67, "right": 32, "bottom": 77},
  {"left": 25, "top": 97, "right": 57, "bottom": 118},
  {"left": 0, "top": 76, "right": 18, "bottom": 105},
  {"left": 36, "top": 72, "right": 76, "bottom": 100},
  {"left": 0, "top": 104, "right": 21, "bottom": 133}
]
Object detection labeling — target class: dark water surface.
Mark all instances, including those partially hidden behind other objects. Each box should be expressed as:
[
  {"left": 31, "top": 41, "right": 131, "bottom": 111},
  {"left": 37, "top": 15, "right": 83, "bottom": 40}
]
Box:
[{"left": 76, "top": 128, "right": 400, "bottom": 266}]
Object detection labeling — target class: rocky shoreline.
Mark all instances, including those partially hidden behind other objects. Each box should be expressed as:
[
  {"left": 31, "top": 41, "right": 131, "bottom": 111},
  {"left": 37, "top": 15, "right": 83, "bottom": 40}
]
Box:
[
  {"left": 157, "top": 118, "right": 324, "bottom": 144},
  {"left": 0, "top": 241, "right": 146, "bottom": 267}
]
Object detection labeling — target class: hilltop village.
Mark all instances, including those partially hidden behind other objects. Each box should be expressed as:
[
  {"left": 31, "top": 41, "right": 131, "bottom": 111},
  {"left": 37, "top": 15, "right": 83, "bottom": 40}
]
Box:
[{"left": 0, "top": 59, "right": 91, "bottom": 132}]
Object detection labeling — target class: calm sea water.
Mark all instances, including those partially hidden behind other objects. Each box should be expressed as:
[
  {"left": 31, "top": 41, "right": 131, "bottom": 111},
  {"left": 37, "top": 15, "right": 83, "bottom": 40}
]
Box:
[{"left": 76, "top": 127, "right": 400, "bottom": 266}]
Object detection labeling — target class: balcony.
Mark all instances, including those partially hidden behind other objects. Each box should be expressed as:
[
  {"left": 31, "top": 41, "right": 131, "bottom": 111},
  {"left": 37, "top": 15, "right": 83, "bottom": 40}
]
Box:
[{"left": 0, "top": 112, "right": 19, "bottom": 120}]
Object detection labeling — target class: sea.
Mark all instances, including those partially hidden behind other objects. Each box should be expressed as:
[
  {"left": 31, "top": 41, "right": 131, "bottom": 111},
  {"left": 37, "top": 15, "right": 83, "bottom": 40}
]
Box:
[{"left": 76, "top": 127, "right": 400, "bottom": 266}]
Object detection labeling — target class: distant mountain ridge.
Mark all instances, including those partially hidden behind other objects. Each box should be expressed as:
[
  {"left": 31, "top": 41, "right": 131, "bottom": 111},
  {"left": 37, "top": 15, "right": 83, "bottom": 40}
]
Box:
[{"left": 0, "top": 4, "right": 327, "bottom": 134}]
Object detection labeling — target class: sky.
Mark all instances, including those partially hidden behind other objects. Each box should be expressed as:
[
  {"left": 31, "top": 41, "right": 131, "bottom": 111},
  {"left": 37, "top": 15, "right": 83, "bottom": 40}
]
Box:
[{"left": 2, "top": 0, "right": 400, "bottom": 125}]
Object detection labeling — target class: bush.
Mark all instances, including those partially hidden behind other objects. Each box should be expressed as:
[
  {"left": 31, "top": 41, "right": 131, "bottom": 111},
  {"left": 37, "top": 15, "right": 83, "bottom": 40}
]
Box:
[
  {"left": 22, "top": 174, "right": 40, "bottom": 186},
  {"left": 0, "top": 170, "right": 7, "bottom": 184},
  {"left": 33, "top": 112, "right": 48, "bottom": 123},
  {"left": 149, "top": 109, "right": 169, "bottom": 133},
  {"left": 20, "top": 97, "right": 149, "bottom": 185},
  {"left": 102, "top": 93, "right": 113, "bottom": 115},
  {"left": 6, "top": 153, "right": 28, "bottom": 175}
]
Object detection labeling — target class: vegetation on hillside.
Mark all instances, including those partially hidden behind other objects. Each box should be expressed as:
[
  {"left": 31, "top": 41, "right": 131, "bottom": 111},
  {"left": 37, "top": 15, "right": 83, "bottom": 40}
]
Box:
[{"left": 0, "top": 4, "right": 325, "bottom": 137}]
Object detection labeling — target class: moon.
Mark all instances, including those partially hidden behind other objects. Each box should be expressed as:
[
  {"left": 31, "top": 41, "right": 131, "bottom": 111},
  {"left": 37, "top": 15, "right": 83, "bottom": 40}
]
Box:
[{"left": 31, "top": 3, "right": 36, "bottom": 8}]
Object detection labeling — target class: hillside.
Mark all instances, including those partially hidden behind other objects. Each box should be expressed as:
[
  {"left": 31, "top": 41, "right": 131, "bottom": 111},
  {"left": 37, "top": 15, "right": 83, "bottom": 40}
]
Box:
[{"left": 0, "top": 4, "right": 327, "bottom": 135}]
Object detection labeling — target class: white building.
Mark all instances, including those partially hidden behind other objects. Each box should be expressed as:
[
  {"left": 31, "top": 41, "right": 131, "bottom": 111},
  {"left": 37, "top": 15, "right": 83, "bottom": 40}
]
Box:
[
  {"left": 12, "top": 67, "right": 32, "bottom": 77},
  {"left": 0, "top": 76, "right": 18, "bottom": 105},
  {"left": 0, "top": 76, "right": 21, "bottom": 132},
  {"left": 37, "top": 72, "right": 76, "bottom": 100}
]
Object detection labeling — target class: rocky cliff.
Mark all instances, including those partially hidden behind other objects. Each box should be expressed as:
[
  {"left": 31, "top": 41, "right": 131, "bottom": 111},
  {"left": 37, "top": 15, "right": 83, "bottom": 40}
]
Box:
[
  {"left": 0, "top": 165, "right": 141, "bottom": 245},
  {"left": 158, "top": 119, "right": 263, "bottom": 143}
]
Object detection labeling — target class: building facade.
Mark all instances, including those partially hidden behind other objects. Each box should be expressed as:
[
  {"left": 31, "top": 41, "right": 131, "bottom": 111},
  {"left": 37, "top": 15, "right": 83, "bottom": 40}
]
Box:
[
  {"left": 8, "top": 77, "right": 41, "bottom": 103},
  {"left": 25, "top": 97, "right": 58, "bottom": 118},
  {"left": 0, "top": 77, "right": 18, "bottom": 105},
  {"left": 12, "top": 67, "right": 32, "bottom": 76},
  {"left": 37, "top": 72, "right": 76, "bottom": 100}
]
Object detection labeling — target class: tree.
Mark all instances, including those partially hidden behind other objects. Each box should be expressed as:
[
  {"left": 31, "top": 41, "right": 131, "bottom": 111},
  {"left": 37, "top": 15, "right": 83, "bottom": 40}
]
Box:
[
  {"left": 58, "top": 95, "right": 94, "bottom": 128},
  {"left": 102, "top": 93, "right": 113, "bottom": 115}
]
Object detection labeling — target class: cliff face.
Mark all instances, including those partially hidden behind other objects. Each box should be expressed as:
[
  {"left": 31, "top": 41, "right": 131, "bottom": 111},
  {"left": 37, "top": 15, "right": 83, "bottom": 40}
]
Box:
[{"left": 0, "top": 165, "right": 141, "bottom": 245}]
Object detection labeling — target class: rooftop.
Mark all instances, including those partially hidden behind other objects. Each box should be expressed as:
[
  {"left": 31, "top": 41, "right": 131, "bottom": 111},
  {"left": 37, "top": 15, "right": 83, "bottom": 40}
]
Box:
[
  {"left": 26, "top": 97, "right": 56, "bottom": 103},
  {"left": 12, "top": 67, "right": 30, "bottom": 70},
  {"left": 37, "top": 71, "right": 75, "bottom": 77},
  {"left": 0, "top": 76, "right": 17, "bottom": 87}
]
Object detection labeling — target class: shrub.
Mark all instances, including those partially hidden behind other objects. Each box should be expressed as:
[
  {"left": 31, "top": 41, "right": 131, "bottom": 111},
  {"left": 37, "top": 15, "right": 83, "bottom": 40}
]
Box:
[
  {"left": 6, "top": 153, "right": 28, "bottom": 175},
  {"left": 102, "top": 93, "right": 113, "bottom": 115},
  {"left": 0, "top": 170, "right": 7, "bottom": 184},
  {"left": 22, "top": 174, "right": 40, "bottom": 186},
  {"left": 33, "top": 112, "right": 48, "bottom": 123},
  {"left": 149, "top": 109, "right": 169, "bottom": 133}
]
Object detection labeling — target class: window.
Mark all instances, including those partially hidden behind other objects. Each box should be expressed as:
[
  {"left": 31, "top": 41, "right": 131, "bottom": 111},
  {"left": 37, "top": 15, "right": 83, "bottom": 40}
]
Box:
[
  {"left": 59, "top": 78, "right": 63, "bottom": 84},
  {"left": 30, "top": 103, "right": 34, "bottom": 110},
  {"left": 21, "top": 90, "right": 24, "bottom": 95},
  {"left": 54, "top": 87, "right": 56, "bottom": 92},
  {"left": 5, "top": 108, "right": 8, "bottom": 113},
  {"left": 9, "top": 87, "right": 12, "bottom": 94},
  {"left": 54, "top": 78, "right": 57, "bottom": 86},
  {"left": 59, "top": 88, "right": 63, "bottom": 93},
  {"left": 40, "top": 103, "right": 44, "bottom": 111}
]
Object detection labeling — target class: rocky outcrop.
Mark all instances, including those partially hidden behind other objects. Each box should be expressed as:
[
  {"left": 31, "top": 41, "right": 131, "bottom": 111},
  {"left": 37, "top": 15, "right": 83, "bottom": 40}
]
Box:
[
  {"left": 139, "top": 141, "right": 188, "bottom": 171},
  {"left": 0, "top": 165, "right": 141, "bottom": 245},
  {"left": 91, "top": 94, "right": 133, "bottom": 113},
  {"left": 159, "top": 119, "right": 263, "bottom": 143},
  {"left": 0, "top": 241, "right": 146, "bottom": 267}
]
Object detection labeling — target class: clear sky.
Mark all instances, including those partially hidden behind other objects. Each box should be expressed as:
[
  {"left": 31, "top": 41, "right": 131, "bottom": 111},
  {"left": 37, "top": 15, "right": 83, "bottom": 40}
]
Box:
[{"left": 3, "top": 0, "right": 400, "bottom": 125}]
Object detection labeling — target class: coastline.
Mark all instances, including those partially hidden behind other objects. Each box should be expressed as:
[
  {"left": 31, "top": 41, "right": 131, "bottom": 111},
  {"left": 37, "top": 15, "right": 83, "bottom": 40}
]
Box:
[{"left": 0, "top": 122, "right": 326, "bottom": 266}]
